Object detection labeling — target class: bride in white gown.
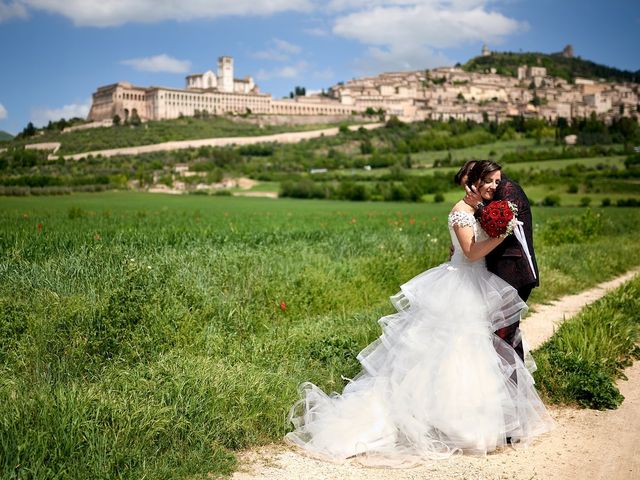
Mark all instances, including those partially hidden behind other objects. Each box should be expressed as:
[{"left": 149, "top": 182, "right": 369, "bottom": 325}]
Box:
[{"left": 285, "top": 163, "right": 555, "bottom": 466}]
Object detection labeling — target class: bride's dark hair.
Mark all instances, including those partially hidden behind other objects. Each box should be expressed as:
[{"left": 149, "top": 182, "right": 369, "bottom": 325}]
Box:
[{"left": 466, "top": 160, "right": 502, "bottom": 188}]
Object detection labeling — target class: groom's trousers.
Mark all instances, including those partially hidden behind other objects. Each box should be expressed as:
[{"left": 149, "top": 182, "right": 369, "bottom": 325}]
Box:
[{"left": 495, "top": 284, "right": 533, "bottom": 364}]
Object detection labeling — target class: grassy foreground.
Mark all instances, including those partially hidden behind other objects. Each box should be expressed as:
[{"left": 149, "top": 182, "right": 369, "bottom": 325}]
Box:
[{"left": 1, "top": 193, "right": 640, "bottom": 479}]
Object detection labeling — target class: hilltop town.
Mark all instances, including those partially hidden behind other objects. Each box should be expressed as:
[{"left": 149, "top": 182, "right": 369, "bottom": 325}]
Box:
[{"left": 82, "top": 46, "right": 639, "bottom": 133}]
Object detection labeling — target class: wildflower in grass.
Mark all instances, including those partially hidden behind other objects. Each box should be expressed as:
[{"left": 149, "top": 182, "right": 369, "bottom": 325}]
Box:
[
  {"left": 409, "top": 218, "right": 415, "bottom": 225},
  {"left": 36, "top": 223, "right": 43, "bottom": 232},
  {"left": 22, "top": 213, "right": 29, "bottom": 219},
  {"left": 94, "top": 233, "right": 101, "bottom": 241},
  {"left": 279, "top": 300, "right": 287, "bottom": 311},
  {"left": 350, "top": 217, "right": 357, "bottom": 224}
]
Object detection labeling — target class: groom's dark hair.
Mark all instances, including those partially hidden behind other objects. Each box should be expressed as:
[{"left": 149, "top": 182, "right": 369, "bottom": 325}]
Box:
[
  {"left": 466, "top": 160, "right": 502, "bottom": 188},
  {"left": 453, "top": 160, "right": 477, "bottom": 186}
]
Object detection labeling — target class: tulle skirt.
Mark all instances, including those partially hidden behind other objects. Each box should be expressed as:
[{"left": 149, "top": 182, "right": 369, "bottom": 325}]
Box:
[{"left": 286, "top": 261, "right": 555, "bottom": 467}]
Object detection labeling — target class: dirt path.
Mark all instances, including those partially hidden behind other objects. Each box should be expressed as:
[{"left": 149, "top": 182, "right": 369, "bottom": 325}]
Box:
[
  {"left": 521, "top": 266, "right": 640, "bottom": 350},
  {"left": 56, "top": 123, "right": 383, "bottom": 161},
  {"left": 232, "top": 267, "right": 640, "bottom": 480}
]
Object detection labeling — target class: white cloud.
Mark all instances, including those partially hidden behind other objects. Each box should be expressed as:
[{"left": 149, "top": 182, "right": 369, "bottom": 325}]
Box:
[
  {"left": 254, "top": 38, "right": 302, "bottom": 62},
  {"left": 121, "top": 54, "right": 191, "bottom": 74},
  {"left": 312, "top": 67, "right": 335, "bottom": 81},
  {"left": 331, "top": 1, "right": 526, "bottom": 71},
  {"left": 0, "top": 102, "right": 7, "bottom": 120},
  {"left": 0, "top": 1, "right": 28, "bottom": 22},
  {"left": 273, "top": 38, "right": 301, "bottom": 54},
  {"left": 327, "top": 0, "right": 490, "bottom": 13},
  {"left": 355, "top": 44, "right": 453, "bottom": 74},
  {"left": 254, "top": 50, "right": 290, "bottom": 62},
  {"left": 333, "top": 4, "right": 525, "bottom": 49},
  {"left": 303, "top": 27, "right": 328, "bottom": 36},
  {"left": 256, "top": 61, "right": 309, "bottom": 80},
  {"left": 18, "top": 0, "right": 314, "bottom": 27},
  {"left": 31, "top": 99, "right": 91, "bottom": 127},
  {"left": 0, "top": 0, "right": 29, "bottom": 23}
]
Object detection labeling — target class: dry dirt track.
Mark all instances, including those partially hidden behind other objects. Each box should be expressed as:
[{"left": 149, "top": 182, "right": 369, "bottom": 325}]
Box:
[{"left": 232, "top": 267, "right": 640, "bottom": 480}]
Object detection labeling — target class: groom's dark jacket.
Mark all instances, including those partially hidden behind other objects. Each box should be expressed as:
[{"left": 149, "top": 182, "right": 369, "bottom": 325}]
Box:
[{"left": 484, "top": 176, "right": 539, "bottom": 291}]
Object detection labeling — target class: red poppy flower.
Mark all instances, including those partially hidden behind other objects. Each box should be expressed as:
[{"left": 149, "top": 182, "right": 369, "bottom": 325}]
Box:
[{"left": 279, "top": 301, "right": 287, "bottom": 311}]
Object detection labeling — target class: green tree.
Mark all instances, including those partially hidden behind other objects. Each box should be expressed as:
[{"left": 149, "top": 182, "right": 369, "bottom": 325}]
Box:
[
  {"left": 290, "top": 86, "right": 306, "bottom": 97},
  {"left": 20, "top": 122, "right": 37, "bottom": 138},
  {"left": 130, "top": 109, "right": 141, "bottom": 126}
]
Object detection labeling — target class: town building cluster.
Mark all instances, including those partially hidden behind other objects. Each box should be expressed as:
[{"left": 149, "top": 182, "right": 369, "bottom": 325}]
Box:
[{"left": 87, "top": 51, "right": 639, "bottom": 128}]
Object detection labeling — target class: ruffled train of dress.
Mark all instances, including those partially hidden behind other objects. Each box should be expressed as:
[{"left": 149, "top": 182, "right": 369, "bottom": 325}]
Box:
[{"left": 286, "top": 250, "right": 555, "bottom": 467}]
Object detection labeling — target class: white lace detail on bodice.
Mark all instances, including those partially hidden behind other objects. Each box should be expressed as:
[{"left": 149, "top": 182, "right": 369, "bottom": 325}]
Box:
[
  {"left": 447, "top": 211, "right": 475, "bottom": 228},
  {"left": 447, "top": 211, "right": 488, "bottom": 265}
]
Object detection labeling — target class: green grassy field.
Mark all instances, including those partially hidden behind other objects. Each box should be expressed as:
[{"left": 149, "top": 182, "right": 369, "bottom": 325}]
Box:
[
  {"left": 9, "top": 115, "right": 369, "bottom": 155},
  {"left": 348, "top": 155, "right": 627, "bottom": 178},
  {"left": 1, "top": 193, "right": 640, "bottom": 479},
  {"left": 410, "top": 138, "right": 552, "bottom": 165}
]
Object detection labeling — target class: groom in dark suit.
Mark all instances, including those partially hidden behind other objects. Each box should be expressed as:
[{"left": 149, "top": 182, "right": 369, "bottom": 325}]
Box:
[{"left": 459, "top": 162, "right": 539, "bottom": 362}]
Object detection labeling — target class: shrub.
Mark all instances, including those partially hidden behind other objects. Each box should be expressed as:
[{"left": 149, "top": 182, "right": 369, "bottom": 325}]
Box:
[
  {"left": 68, "top": 206, "right": 87, "bottom": 219},
  {"left": 434, "top": 193, "right": 445, "bottom": 203},
  {"left": 338, "top": 181, "right": 369, "bottom": 201},
  {"left": 541, "top": 195, "right": 561, "bottom": 207},
  {"left": 360, "top": 139, "right": 374, "bottom": 155},
  {"left": 280, "top": 179, "right": 328, "bottom": 199},
  {"left": 616, "top": 198, "right": 640, "bottom": 207},
  {"left": 623, "top": 153, "right": 640, "bottom": 169},
  {"left": 601, "top": 197, "right": 611, "bottom": 207},
  {"left": 580, "top": 197, "right": 592, "bottom": 207}
]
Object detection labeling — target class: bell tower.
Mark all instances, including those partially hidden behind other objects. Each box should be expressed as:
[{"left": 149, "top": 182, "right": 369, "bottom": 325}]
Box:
[{"left": 218, "top": 56, "right": 234, "bottom": 93}]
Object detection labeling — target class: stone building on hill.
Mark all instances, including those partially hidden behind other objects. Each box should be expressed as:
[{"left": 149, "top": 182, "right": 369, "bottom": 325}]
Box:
[
  {"left": 87, "top": 52, "right": 639, "bottom": 128},
  {"left": 88, "top": 56, "right": 359, "bottom": 124}
]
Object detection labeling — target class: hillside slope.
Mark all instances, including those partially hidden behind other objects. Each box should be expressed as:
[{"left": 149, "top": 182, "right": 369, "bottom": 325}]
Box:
[{"left": 463, "top": 49, "right": 639, "bottom": 83}]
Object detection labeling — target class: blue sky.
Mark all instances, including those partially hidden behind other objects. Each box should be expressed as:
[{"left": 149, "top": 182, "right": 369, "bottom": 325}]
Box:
[{"left": 0, "top": 0, "right": 638, "bottom": 135}]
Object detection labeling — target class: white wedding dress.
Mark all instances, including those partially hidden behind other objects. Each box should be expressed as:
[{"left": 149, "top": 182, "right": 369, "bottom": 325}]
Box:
[{"left": 286, "top": 211, "right": 555, "bottom": 466}]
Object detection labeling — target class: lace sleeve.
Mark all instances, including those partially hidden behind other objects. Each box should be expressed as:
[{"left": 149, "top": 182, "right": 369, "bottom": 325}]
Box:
[{"left": 448, "top": 211, "right": 475, "bottom": 228}]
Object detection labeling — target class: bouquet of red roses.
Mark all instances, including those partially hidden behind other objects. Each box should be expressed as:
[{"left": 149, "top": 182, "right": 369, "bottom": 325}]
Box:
[{"left": 480, "top": 200, "right": 518, "bottom": 238}]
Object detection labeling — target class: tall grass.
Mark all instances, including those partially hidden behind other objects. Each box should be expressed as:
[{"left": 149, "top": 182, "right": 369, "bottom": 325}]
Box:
[
  {"left": 1, "top": 193, "right": 640, "bottom": 478},
  {"left": 533, "top": 276, "right": 640, "bottom": 409}
]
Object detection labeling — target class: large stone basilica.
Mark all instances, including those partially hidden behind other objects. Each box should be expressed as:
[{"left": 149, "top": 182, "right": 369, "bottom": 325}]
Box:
[{"left": 88, "top": 56, "right": 358, "bottom": 123}]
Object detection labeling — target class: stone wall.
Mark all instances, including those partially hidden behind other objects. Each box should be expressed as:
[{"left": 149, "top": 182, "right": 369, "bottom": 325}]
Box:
[{"left": 230, "top": 114, "right": 371, "bottom": 126}]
